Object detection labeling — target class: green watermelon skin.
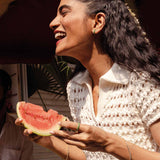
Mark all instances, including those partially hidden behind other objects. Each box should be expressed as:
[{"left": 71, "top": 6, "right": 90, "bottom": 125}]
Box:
[{"left": 16, "top": 101, "right": 67, "bottom": 136}]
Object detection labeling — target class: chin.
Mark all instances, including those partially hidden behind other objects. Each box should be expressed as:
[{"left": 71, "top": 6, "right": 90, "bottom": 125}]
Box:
[
  {"left": 55, "top": 51, "right": 64, "bottom": 57},
  {"left": 55, "top": 49, "right": 70, "bottom": 57},
  {"left": 55, "top": 49, "right": 63, "bottom": 56}
]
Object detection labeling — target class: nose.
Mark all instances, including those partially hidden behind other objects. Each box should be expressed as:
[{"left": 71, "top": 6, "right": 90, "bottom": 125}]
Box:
[{"left": 49, "top": 16, "right": 60, "bottom": 31}]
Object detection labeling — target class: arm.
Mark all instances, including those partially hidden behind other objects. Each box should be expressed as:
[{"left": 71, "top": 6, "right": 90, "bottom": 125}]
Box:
[
  {"left": 51, "top": 120, "right": 160, "bottom": 160},
  {"left": 35, "top": 135, "right": 86, "bottom": 160},
  {"left": 103, "top": 131, "right": 160, "bottom": 160},
  {"left": 15, "top": 118, "right": 86, "bottom": 160},
  {"left": 150, "top": 119, "right": 160, "bottom": 146},
  {"left": 111, "top": 119, "right": 160, "bottom": 160}
]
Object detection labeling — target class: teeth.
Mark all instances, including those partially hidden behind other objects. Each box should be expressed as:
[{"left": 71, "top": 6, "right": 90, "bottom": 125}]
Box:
[{"left": 55, "top": 32, "right": 66, "bottom": 39}]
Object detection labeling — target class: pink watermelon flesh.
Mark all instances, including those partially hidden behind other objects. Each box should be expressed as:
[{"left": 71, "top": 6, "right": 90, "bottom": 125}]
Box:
[{"left": 16, "top": 101, "right": 67, "bottom": 136}]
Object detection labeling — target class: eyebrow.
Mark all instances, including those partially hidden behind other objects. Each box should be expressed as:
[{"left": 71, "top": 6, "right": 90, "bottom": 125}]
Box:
[{"left": 59, "top": 4, "right": 71, "bottom": 13}]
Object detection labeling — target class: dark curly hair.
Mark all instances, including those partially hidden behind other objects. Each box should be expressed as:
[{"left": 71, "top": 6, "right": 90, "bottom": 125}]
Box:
[{"left": 73, "top": 0, "right": 160, "bottom": 84}]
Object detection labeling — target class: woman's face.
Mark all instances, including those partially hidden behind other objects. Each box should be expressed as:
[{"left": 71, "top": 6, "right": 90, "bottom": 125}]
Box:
[{"left": 49, "top": 0, "right": 94, "bottom": 60}]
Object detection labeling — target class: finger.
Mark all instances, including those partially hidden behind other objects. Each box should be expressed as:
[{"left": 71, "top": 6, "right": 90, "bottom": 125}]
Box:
[
  {"left": 30, "top": 134, "right": 42, "bottom": 142},
  {"left": 60, "top": 121, "right": 85, "bottom": 132},
  {"left": 24, "top": 129, "right": 33, "bottom": 136},
  {"left": 64, "top": 138, "right": 87, "bottom": 149},
  {"left": 23, "top": 129, "right": 42, "bottom": 142},
  {"left": 65, "top": 132, "right": 90, "bottom": 143},
  {"left": 66, "top": 117, "right": 70, "bottom": 121},
  {"left": 50, "top": 129, "right": 88, "bottom": 143},
  {"left": 50, "top": 130, "right": 71, "bottom": 138},
  {"left": 15, "top": 118, "right": 23, "bottom": 126}
]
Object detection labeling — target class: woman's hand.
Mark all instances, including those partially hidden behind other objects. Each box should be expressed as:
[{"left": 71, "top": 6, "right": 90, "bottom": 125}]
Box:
[
  {"left": 15, "top": 118, "right": 51, "bottom": 147},
  {"left": 15, "top": 118, "right": 87, "bottom": 160},
  {"left": 50, "top": 121, "right": 118, "bottom": 152}
]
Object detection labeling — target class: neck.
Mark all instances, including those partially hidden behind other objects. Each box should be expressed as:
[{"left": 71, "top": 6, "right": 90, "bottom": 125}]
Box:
[
  {"left": 73, "top": 39, "right": 113, "bottom": 87},
  {"left": 81, "top": 52, "right": 113, "bottom": 87}
]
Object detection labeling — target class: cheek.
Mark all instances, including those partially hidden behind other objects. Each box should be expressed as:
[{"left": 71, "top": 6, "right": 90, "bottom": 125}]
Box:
[{"left": 62, "top": 15, "right": 88, "bottom": 33}]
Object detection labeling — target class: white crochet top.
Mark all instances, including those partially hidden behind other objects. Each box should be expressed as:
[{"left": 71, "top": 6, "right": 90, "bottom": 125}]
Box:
[{"left": 67, "top": 63, "right": 160, "bottom": 160}]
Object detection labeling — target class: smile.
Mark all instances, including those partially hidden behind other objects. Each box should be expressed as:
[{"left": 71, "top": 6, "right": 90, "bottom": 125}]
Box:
[{"left": 55, "top": 32, "right": 66, "bottom": 40}]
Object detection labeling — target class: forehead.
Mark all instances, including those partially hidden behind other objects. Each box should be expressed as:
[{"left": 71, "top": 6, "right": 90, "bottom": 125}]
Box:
[
  {"left": 59, "top": 0, "right": 77, "bottom": 5},
  {"left": 58, "top": 0, "right": 85, "bottom": 11}
]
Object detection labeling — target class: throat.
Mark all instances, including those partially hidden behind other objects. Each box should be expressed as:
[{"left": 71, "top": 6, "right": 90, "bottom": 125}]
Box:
[{"left": 92, "top": 85, "right": 99, "bottom": 116}]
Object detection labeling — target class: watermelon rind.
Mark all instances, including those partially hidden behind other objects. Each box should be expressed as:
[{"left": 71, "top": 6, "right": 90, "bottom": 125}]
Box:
[{"left": 16, "top": 101, "right": 67, "bottom": 136}]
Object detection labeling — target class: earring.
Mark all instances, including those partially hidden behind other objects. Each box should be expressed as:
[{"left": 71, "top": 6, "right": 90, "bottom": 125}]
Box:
[{"left": 92, "top": 29, "right": 96, "bottom": 35}]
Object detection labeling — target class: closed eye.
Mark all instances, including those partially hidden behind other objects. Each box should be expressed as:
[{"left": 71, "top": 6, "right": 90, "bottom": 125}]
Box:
[
  {"left": 59, "top": 5, "right": 71, "bottom": 17},
  {"left": 61, "top": 10, "right": 68, "bottom": 17}
]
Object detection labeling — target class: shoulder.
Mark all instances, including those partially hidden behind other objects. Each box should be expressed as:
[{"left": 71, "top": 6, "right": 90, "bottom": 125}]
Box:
[
  {"left": 129, "top": 71, "right": 158, "bottom": 88},
  {"left": 134, "top": 71, "right": 159, "bottom": 91},
  {"left": 131, "top": 72, "right": 160, "bottom": 126},
  {"left": 128, "top": 71, "right": 160, "bottom": 102}
]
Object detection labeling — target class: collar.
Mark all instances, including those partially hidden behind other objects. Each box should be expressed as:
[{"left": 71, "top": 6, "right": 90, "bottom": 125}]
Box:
[
  {"left": 71, "top": 69, "right": 92, "bottom": 85},
  {"left": 100, "top": 63, "right": 130, "bottom": 84},
  {"left": 72, "top": 63, "right": 130, "bottom": 85}
]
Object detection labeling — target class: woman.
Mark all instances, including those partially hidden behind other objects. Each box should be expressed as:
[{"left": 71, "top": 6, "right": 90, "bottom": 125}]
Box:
[{"left": 16, "top": 0, "right": 160, "bottom": 159}]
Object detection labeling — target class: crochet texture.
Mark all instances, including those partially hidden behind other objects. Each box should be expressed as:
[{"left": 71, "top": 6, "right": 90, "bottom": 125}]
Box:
[{"left": 67, "top": 65, "right": 160, "bottom": 160}]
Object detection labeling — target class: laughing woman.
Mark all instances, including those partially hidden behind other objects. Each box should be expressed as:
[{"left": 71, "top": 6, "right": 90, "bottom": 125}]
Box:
[{"left": 16, "top": 0, "right": 160, "bottom": 159}]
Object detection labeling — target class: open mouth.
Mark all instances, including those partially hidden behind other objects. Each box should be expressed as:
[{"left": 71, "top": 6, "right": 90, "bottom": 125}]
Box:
[{"left": 55, "top": 32, "right": 66, "bottom": 40}]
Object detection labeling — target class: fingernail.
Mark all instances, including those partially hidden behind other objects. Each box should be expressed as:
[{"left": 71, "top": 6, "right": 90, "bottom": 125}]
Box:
[
  {"left": 58, "top": 122, "right": 61, "bottom": 125},
  {"left": 50, "top": 131, "right": 55, "bottom": 134}
]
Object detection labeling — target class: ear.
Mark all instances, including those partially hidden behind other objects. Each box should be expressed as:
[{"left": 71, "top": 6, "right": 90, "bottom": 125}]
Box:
[{"left": 92, "top": 12, "right": 106, "bottom": 34}]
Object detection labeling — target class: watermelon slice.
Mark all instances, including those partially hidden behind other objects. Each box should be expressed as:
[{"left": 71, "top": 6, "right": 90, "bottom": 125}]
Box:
[{"left": 16, "top": 101, "right": 67, "bottom": 136}]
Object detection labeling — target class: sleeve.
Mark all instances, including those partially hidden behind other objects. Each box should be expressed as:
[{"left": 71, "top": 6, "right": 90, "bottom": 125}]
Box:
[{"left": 135, "top": 76, "right": 160, "bottom": 127}]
